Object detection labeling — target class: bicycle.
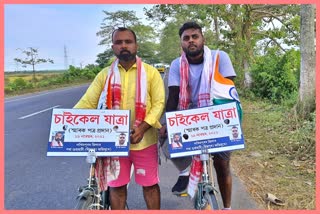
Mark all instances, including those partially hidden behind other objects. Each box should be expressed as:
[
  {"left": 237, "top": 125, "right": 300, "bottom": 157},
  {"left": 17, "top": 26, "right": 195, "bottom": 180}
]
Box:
[
  {"left": 75, "top": 149, "right": 130, "bottom": 210},
  {"left": 160, "top": 137, "right": 220, "bottom": 210},
  {"left": 75, "top": 149, "right": 110, "bottom": 210},
  {"left": 193, "top": 149, "right": 220, "bottom": 210}
]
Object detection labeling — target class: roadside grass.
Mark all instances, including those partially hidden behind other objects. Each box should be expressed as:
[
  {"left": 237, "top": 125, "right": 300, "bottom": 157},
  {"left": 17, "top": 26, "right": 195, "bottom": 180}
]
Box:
[
  {"left": 5, "top": 72, "right": 62, "bottom": 85},
  {"left": 4, "top": 79, "right": 91, "bottom": 98},
  {"left": 232, "top": 98, "right": 315, "bottom": 210},
  {"left": 4, "top": 72, "right": 91, "bottom": 97}
]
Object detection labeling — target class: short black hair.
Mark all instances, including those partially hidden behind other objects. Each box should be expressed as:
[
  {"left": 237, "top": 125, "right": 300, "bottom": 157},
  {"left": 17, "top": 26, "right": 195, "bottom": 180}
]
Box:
[
  {"left": 112, "top": 27, "right": 137, "bottom": 43},
  {"left": 179, "top": 21, "right": 203, "bottom": 37}
]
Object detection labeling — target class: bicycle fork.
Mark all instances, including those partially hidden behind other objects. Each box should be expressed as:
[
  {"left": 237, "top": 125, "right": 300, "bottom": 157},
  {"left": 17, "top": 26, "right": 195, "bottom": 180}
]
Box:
[
  {"left": 76, "top": 150, "right": 103, "bottom": 210},
  {"left": 195, "top": 153, "right": 210, "bottom": 209},
  {"left": 195, "top": 152, "right": 219, "bottom": 210}
]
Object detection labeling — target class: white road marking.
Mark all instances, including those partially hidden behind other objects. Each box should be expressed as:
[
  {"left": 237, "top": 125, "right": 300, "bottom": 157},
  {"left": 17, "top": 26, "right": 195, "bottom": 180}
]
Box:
[
  {"left": 5, "top": 84, "right": 89, "bottom": 103},
  {"left": 18, "top": 105, "right": 61, "bottom": 119}
]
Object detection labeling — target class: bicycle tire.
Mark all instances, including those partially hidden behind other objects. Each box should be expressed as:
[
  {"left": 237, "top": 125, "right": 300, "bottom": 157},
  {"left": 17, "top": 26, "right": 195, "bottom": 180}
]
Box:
[
  {"left": 101, "top": 189, "right": 111, "bottom": 210},
  {"left": 203, "top": 192, "right": 219, "bottom": 210},
  {"left": 75, "top": 196, "right": 95, "bottom": 210}
]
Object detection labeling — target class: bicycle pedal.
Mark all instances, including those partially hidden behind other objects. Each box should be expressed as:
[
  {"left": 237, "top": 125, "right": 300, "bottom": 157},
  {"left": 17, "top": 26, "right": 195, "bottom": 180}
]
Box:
[{"left": 179, "top": 193, "right": 188, "bottom": 197}]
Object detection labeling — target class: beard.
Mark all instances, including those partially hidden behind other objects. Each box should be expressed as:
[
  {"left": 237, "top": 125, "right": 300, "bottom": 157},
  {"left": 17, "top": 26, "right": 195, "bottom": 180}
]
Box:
[
  {"left": 183, "top": 44, "right": 204, "bottom": 57},
  {"left": 117, "top": 50, "right": 136, "bottom": 62}
]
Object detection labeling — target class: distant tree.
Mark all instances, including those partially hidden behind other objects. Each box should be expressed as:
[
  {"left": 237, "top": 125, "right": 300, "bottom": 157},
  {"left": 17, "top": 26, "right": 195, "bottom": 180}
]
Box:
[
  {"left": 14, "top": 47, "right": 54, "bottom": 81},
  {"left": 95, "top": 10, "right": 159, "bottom": 65},
  {"left": 96, "top": 10, "right": 141, "bottom": 46},
  {"left": 131, "top": 24, "right": 159, "bottom": 64},
  {"left": 96, "top": 49, "right": 114, "bottom": 68},
  {"left": 158, "top": 21, "right": 181, "bottom": 64}
]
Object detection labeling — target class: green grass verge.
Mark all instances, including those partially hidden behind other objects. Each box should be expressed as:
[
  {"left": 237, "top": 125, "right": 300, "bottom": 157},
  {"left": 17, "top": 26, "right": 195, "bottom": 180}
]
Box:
[{"left": 232, "top": 98, "right": 315, "bottom": 209}]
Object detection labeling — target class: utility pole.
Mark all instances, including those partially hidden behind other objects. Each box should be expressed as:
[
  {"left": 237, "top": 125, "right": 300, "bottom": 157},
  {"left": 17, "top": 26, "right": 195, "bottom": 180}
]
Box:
[
  {"left": 15, "top": 60, "right": 20, "bottom": 72},
  {"left": 64, "top": 45, "right": 69, "bottom": 70},
  {"left": 80, "top": 61, "right": 84, "bottom": 70}
]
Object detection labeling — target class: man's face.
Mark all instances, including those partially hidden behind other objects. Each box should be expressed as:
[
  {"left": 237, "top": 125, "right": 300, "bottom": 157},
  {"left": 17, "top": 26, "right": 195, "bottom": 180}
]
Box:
[
  {"left": 180, "top": 28, "right": 205, "bottom": 57},
  {"left": 232, "top": 128, "right": 239, "bottom": 138},
  {"left": 55, "top": 133, "right": 63, "bottom": 141},
  {"left": 119, "top": 134, "right": 126, "bottom": 145},
  {"left": 112, "top": 30, "right": 138, "bottom": 62},
  {"left": 174, "top": 134, "right": 180, "bottom": 143}
]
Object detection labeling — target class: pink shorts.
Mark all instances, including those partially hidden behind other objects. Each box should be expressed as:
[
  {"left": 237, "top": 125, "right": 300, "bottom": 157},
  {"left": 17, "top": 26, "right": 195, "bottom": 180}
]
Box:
[{"left": 107, "top": 144, "right": 159, "bottom": 187}]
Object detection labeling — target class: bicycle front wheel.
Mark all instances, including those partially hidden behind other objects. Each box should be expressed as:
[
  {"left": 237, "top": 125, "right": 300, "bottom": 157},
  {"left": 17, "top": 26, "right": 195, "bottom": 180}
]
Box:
[
  {"left": 75, "top": 196, "right": 95, "bottom": 210},
  {"left": 203, "top": 192, "right": 219, "bottom": 210},
  {"left": 101, "top": 189, "right": 111, "bottom": 210}
]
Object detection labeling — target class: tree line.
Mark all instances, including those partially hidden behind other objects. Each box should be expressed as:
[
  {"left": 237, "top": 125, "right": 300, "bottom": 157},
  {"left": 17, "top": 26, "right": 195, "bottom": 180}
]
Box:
[
  {"left": 13, "top": 4, "right": 315, "bottom": 119},
  {"left": 95, "top": 4, "right": 315, "bottom": 119}
]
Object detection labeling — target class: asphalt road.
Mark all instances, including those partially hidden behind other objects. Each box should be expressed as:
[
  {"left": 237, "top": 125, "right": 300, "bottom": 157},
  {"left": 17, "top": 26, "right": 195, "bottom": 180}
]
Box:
[
  {"left": 5, "top": 85, "right": 90, "bottom": 209},
  {"left": 4, "top": 75, "right": 261, "bottom": 210}
]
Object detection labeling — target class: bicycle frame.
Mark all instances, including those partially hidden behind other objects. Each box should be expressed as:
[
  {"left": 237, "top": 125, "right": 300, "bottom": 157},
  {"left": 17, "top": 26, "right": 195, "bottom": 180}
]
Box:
[
  {"left": 194, "top": 149, "right": 220, "bottom": 210},
  {"left": 75, "top": 149, "right": 105, "bottom": 210},
  {"left": 75, "top": 149, "right": 130, "bottom": 210}
]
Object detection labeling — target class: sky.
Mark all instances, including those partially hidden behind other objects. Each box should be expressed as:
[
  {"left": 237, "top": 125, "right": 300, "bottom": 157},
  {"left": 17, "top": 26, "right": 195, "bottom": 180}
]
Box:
[{"left": 4, "top": 4, "right": 154, "bottom": 72}]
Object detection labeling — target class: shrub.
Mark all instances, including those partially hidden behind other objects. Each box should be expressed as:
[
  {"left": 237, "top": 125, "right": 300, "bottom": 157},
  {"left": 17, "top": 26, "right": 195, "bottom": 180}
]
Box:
[
  {"left": 37, "top": 80, "right": 51, "bottom": 88},
  {"left": 68, "top": 65, "right": 82, "bottom": 77},
  {"left": 250, "top": 49, "right": 299, "bottom": 103},
  {"left": 81, "top": 69, "right": 96, "bottom": 79},
  {"left": 85, "top": 64, "right": 102, "bottom": 75},
  {"left": 11, "top": 78, "right": 28, "bottom": 90}
]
